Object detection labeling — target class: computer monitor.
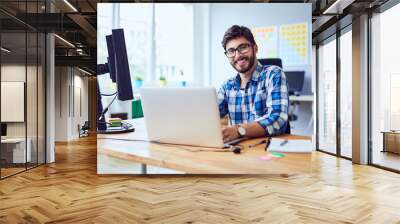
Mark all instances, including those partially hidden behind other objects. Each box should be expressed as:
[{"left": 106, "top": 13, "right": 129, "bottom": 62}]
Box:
[
  {"left": 285, "top": 71, "right": 305, "bottom": 95},
  {"left": 106, "top": 35, "right": 117, "bottom": 83},
  {"left": 110, "top": 29, "right": 133, "bottom": 101},
  {"left": 97, "top": 28, "right": 134, "bottom": 133},
  {"left": 1, "top": 123, "right": 7, "bottom": 137}
]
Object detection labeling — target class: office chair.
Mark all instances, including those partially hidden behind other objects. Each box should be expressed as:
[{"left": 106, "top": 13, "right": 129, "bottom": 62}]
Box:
[
  {"left": 258, "top": 58, "right": 282, "bottom": 69},
  {"left": 258, "top": 58, "right": 290, "bottom": 134},
  {"left": 79, "top": 121, "right": 90, "bottom": 138}
]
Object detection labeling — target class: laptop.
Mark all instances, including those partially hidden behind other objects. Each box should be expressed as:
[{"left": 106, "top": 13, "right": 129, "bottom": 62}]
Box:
[{"left": 140, "top": 87, "right": 247, "bottom": 148}]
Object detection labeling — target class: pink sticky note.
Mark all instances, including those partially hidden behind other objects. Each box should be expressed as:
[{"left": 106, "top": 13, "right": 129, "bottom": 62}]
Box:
[{"left": 259, "top": 155, "right": 274, "bottom": 161}]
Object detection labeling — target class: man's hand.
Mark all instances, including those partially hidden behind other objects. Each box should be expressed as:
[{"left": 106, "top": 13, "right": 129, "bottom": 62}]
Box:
[{"left": 222, "top": 125, "right": 239, "bottom": 143}]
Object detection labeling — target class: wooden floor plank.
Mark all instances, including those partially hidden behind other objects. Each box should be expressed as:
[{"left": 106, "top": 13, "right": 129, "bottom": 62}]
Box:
[{"left": 0, "top": 135, "right": 400, "bottom": 223}]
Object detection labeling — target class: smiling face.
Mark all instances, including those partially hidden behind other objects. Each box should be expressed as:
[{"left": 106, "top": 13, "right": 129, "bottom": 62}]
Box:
[{"left": 225, "top": 36, "right": 258, "bottom": 74}]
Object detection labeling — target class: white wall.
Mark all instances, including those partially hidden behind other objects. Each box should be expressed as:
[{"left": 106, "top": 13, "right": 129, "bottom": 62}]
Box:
[{"left": 54, "top": 67, "right": 89, "bottom": 141}]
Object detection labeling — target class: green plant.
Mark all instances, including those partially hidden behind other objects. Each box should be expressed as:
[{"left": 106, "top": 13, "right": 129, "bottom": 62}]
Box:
[
  {"left": 134, "top": 76, "right": 143, "bottom": 81},
  {"left": 159, "top": 76, "right": 166, "bottom": 81}
]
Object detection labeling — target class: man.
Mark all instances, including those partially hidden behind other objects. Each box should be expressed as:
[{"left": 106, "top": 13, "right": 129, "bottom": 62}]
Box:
[{"left": 218, "top": 25, "right": 289, "bottom": 143}]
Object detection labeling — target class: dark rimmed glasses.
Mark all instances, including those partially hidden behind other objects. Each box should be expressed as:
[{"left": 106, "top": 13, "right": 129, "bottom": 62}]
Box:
[{"left": 224, "top": 43, "right": 252, "bottom": 58}]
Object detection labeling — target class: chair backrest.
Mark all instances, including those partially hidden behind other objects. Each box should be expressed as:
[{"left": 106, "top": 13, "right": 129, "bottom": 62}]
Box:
[
  {"left": 82, "top": 121, "right": 90, "bottom": 130},
  {"left": 284, "top": 121, "right": 291, "bottom": 134},
  {"left": 258, "top": 58, "right": 282, "bottom": 68}
]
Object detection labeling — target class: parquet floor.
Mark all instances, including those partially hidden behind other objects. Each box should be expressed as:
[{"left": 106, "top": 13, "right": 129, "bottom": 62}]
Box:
[{"left": 1, "top": 135, "right": 400, "bottom": 223}]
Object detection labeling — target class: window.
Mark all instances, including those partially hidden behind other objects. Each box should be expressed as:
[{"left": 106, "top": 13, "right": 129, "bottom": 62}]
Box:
[
  {"left": 155, "top": 4, "right": 193, "bottom": 83},
  {"left": 370, "top": 3, "right": 400, "bottom": 171},
  {"left": 339, "top": 28, "right": 352, "bottom": 158},
  {"left": 317, "top": 36, "right": 337, "bottom": 154},
  {"left": 97, "top": 3, "right": 194, "bottom": 118}
]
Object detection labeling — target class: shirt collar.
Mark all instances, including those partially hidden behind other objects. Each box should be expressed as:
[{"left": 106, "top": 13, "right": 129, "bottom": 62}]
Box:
[{"left": 233, "top": 62, "right": 263, "bottom": 89}]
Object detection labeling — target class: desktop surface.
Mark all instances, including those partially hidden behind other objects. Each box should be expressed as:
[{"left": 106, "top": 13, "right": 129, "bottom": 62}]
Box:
[{"left": 97, "top": 118, "right": 313, "bottom": 175}]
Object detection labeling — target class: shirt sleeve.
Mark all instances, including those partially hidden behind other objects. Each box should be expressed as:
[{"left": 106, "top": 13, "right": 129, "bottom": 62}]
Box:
[
  {"left": 255, "top": 68, "right": 289, "bottom": 136},
  {"left": 217, "top": 84, "right": 229, "bottom": 118}
]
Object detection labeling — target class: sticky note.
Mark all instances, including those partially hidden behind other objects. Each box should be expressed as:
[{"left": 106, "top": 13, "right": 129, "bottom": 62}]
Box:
[
  {"left": 271, "top": 152, "right": 285, "bottom": 158},
  {"left": 259, "top": 155, "right": 274, "bottom": 161}
]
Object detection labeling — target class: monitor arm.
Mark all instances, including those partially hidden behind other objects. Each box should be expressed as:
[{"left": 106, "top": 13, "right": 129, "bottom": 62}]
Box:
[{"left": 96, "top": 63, "right": 110, "bottom": 131}]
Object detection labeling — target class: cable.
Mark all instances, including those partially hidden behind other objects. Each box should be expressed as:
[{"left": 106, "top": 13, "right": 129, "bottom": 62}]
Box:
[
  {"left": 101, "top": 91, "right": 118, "bottom": 97},
  {"left": 97, "top": 137, "right": 243, "bottom": 153},
  {"left": 99, "top": 94, "right": 118, "bottom": 120}
]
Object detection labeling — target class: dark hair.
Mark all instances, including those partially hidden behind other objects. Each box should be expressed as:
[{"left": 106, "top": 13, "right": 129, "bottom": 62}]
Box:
[{"left": 221, "top": 25, "right": 256, "bottom": 50}]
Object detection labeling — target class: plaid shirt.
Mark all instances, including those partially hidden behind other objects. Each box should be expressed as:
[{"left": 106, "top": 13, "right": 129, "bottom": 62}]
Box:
[{"left": 217, "top": 62, "right": 289, "bottom": 136}]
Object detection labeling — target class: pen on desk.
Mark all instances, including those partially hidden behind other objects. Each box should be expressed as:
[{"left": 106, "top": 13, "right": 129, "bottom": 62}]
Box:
[
  {"left": 280, "top": 139, "right": 288, "bottom": 147},
  {"left": 248, "top": 139, "right": 267, "bottom": 148},
  {"left": 265, "top": 137, "right": 271, "bottom": 151}
]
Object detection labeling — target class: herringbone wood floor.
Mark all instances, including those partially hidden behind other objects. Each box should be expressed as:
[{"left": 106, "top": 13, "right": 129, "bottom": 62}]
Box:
[{"left": 1, "top": 135, "right": 400, "bottom": 224}]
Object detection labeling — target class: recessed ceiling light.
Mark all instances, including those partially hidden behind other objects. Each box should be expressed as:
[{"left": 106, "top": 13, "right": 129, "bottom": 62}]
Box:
[
  {"left": 322, "top": 0, "right": 353, "bottom": 15},
  {"left": 63, "top": 0, "right": 78, "bottom": 12},
  {"left": 78, "top": 67, "right": 92, "bottom": 76},
  {"left": 1, "top": 47, "right": 11, "bottom": 53},
  {"left": 54, "top": 34, "right": 75, "bottom": 48}
]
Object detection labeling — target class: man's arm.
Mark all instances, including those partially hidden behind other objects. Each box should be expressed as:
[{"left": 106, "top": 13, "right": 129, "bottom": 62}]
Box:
[
  {"left": 222, "top": 122, "right": 265, "bottom": 142},
  {"left": 217, "top": 85, "right": 228, "bottom": 118},
  {"left": 254, "top": 68, "right": 289, "bottom": 136}
]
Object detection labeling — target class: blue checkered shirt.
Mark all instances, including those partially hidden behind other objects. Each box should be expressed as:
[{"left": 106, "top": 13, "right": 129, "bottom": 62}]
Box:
[{"left": 217, "top": 63, "right": 289, "bottom": 136}]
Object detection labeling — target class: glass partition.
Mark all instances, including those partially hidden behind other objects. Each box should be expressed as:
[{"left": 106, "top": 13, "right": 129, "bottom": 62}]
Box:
[
  {"left": 317, "top": 36, "right": 337, "bottom": 155},
  {"left": 1, "top": 31, "right": 28, "bottom": 177},
  {"left": 370, "top": 3, "right": 400, "bottom": 171},
  {"left": 0, "top": 1, "right": 46, "bottom": 179},
  {"left": 339, "top": 28, "right": 352, "bottom": 158}
]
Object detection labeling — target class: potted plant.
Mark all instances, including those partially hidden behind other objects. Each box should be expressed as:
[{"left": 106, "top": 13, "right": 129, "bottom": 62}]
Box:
[
  {"left": 179, "top": 69, "right": 186, "bottom": 87},
  {"left": 134, "top": 76, "right": 143, "bottom": 89},
  {"left": 159, "top": 76, "right": 167, "bottom": 87}
]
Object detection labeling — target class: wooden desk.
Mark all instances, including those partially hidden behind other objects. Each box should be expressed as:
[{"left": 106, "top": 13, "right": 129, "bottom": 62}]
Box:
[
  {"left": 98, "top": 119, "right": 313, "bottom": 175},
  {"left": 381, "top": 131, "right": 400, "bottom": 154}
]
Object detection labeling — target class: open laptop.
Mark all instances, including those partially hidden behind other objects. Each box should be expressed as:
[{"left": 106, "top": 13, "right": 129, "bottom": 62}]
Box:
[{"left": 140, "top": 87, "right": 247, "bottom": 148}]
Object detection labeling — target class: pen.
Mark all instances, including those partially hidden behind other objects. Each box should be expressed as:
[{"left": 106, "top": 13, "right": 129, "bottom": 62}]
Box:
[
  {"left": 265, "top": 137, "right": 271, "bottom": 151},
  {"left": 248, "top": 139, "right": 267, "bottom": 148},
  {"left": 280, "top": 139, "right": 288, "bottom": 147}
]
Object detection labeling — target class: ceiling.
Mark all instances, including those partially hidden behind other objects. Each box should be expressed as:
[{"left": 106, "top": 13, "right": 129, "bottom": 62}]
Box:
[{"left": 0, "top": 0, "right": 392, "bottom": 73}]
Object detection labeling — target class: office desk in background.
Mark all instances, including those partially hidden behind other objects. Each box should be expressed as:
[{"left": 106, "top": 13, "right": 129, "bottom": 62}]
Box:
[
  {"left": 289, "top": 94, "right": 313, "bottom": 102},
  {"left": 98, "top": 119, "right": 313, "bottom": 175},
  {"left": 1, "top": 138, "right": 32, "bottom": 164}
]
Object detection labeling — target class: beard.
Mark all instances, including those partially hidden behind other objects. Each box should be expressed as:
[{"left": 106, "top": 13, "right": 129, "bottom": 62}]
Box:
[{"left": 230, "top": 53, "right": 255, "bottom": 74}]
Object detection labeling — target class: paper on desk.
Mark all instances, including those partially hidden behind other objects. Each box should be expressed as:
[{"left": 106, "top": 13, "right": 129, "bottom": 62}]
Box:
[{"left": 268, "top": 139, "right": 313, "bottom": 153}]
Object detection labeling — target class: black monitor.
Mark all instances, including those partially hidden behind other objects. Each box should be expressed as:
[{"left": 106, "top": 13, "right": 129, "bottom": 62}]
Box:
[
  {"left": 106, "top": 35, "right": 117, "bottom": 83},
  {"left": 110, "top": 29, "right": 133, "bottom": 101},
  {"left": 285, "top": 71, "right": 305, "bottom": 95},
  {"left": 1, "top": 123, "right": 7, "bottom": 137},
  {"left": 96, "top": 28, "right": 134, "bottom": 133}
]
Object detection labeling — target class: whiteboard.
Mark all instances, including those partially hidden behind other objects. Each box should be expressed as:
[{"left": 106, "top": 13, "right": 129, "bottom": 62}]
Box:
[{"left": 1, "top": 82, "right": 25, "bottom": 122}]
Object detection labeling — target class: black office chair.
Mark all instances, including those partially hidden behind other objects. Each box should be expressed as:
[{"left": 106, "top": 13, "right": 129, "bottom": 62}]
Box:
[
  {"left": 258, "top": 58, "right": 290, "bottom": 134},
  {"left": 258, "top": 58, "right": 282, "bottom": 69},
  {"left": 79, "top": 121, "right": 90, "bottom": 138}
]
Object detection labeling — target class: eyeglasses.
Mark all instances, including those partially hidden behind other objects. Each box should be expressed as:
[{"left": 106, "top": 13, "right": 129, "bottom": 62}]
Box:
[{"left": 224, "top": 43, "right": 251, "bottom": 58}]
